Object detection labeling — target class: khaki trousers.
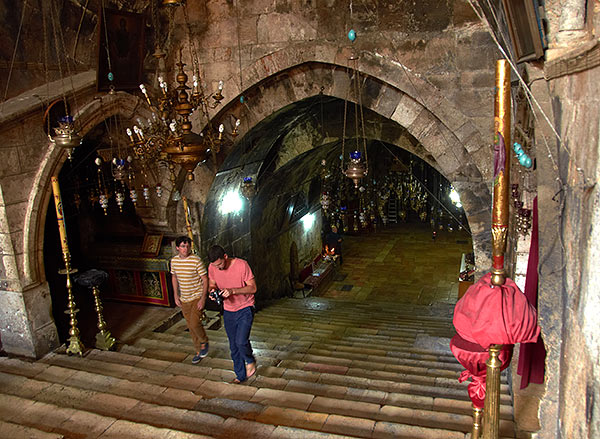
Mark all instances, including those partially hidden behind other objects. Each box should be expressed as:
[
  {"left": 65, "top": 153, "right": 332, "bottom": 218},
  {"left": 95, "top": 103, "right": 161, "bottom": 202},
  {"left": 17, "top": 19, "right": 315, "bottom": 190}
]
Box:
[{"left": 180, "top": 297, "right": 208, "bottom": 353}]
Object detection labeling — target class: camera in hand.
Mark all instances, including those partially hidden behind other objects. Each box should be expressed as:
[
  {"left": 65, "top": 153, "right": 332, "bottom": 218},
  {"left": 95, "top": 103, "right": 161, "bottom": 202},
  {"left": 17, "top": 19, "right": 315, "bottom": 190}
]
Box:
[{"left": 209, "top": 289, "right": 225, "bottom": 306}]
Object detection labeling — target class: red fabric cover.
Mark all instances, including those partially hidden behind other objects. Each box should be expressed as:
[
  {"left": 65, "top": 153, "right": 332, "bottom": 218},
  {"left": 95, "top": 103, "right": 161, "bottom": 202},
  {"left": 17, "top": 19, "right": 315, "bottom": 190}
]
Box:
[
  {"left": 517, "top": 197, "right": 546, "bottom": 389},
  {"left": 450, "top": 334, "right": 513, "bottom": 408},
  {"left": 453, "top": 272, "right": 540, "bottom": 348}
]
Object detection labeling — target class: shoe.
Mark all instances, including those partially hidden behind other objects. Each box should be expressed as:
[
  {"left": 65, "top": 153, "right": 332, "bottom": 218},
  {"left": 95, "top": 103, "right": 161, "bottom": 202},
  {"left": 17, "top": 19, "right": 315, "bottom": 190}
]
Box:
[
  {"left": 199, "top": 342, "right": 209, "bottom": 358},
  {"left": 191, "top": 353, "right": 202, "bottom": 364},
  {"left": 231, "top": 378, "right": 243, "bottom": 384}
]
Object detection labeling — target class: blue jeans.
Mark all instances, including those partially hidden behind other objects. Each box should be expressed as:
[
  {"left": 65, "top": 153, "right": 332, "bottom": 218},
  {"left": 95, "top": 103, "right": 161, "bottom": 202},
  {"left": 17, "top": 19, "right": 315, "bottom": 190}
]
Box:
[{"left": 223, "top": 306, "right": 255, "bottom": 381}]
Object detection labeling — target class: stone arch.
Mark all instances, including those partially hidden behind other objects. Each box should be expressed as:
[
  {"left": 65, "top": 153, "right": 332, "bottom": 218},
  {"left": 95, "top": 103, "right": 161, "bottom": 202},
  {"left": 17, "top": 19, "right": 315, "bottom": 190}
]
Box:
[
  {"left": 213, "top": 53, "right": 492, "bottom": 270},
  {"left": 23, "top": 91, "right": 178, "bottom": 286}
]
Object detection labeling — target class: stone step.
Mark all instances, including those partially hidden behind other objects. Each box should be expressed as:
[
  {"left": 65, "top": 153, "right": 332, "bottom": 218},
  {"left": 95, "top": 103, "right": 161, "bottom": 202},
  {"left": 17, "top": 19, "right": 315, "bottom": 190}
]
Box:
[
  {"left": 134, "top": 333, "right": 509, "bottom": 387},
  {"left": 0, "top": 420, "right": 65, "bottom": 439},
  {"left": 252, "top": 313, "right": 453, "bottom": 331},
  {"left": 0, "top": 368, "right": 348, "bottom": 439},
  {"left": 162, "top": 321, "right": 458, "bottom": 364},
  {"left": 151, "top": 331, "right": 463, "bottom": 375},
  {"left": 0, "top": 392, "right": 213, "bottom": 439},
  {"left": 255, "top": 302, "right": 455, "bottom": 325},
  {"left": 31, "top": 349, "right": 514, "bottom": 425},
  {"left": 253, "top": 312, "right": 454, "bottom": 331},
  {"left": 168, "top": 307, "right": 454, "bottom": 336},
  {"left": 0, "top": 360, "right": 512, "bottom": 438}
]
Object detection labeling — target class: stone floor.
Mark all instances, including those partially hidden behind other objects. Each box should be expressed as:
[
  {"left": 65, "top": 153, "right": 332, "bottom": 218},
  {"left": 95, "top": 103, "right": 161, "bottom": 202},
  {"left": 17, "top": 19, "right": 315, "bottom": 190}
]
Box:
[
  {"left": 86, "top": 222, "right": 473, "bottom": 345},
  {"left": 321, "top": 223, "right": 473, "bottom": 305}
]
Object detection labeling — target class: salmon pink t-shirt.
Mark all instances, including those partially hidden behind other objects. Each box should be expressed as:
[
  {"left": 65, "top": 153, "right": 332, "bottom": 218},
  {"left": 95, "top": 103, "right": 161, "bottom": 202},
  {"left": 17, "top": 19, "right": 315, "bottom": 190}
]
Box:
[{"left": 208, "top": 258, "right": 255, "bottom": 312}]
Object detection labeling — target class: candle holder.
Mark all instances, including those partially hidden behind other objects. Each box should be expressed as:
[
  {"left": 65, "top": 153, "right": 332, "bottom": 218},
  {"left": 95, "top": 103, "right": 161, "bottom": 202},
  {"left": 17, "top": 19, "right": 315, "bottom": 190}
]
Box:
[
  {"left": 75, "top": 269, "right": 115, "bottom": 351},
  {"left": 51, "top": 176, "right": 85, "bottom": 356},
  {"left": 59, "top": 252, "right": 85, "bottom": 356}
]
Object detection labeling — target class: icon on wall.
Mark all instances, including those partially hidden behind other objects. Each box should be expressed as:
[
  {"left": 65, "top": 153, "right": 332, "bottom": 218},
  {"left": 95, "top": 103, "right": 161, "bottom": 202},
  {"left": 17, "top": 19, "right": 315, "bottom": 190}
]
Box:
[{"left": 97, "top": 8, "right": 145, "bottom": 92}]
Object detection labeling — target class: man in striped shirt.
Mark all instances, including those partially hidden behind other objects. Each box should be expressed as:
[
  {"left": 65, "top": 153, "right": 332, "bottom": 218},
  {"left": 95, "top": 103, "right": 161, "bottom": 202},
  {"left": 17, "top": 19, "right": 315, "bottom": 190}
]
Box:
[{"left": 171, "top": 236, "right": 209, "bottom": 363}]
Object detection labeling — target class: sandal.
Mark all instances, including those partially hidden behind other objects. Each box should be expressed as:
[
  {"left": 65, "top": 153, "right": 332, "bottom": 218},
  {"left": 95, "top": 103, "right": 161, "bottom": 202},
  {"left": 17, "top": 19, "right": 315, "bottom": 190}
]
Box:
[
  {"left": 246, "top": 362, "right": 257, "bottom": 379},
  {"left": 231, "top": 378, "right": 242, "bottom": 384}
]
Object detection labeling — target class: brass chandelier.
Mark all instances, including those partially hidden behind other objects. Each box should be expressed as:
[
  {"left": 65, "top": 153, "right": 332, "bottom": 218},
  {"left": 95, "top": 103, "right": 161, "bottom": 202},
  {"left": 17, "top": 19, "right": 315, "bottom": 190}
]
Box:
[{"left": 126, "top": 2, "right": 238, "bottom": 181}]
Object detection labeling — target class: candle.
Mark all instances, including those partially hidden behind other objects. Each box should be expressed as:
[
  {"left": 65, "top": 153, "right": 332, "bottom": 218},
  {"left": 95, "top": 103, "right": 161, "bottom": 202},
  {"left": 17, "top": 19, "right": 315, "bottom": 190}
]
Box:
[{"left": 51, "top": 177, "right": 70, "bottom": 255}]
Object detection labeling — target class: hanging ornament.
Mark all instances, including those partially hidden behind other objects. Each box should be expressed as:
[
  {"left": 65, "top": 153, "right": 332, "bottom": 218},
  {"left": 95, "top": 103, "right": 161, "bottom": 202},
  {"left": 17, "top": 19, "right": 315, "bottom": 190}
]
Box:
[
  {"left": 112, "top": 157, "right": 127, "bottom": 182},
  {"left": 115, "top": 192, "right": 125, "bottom": 212},
  {"left": 320, "top": 192, "right": 331, "bottom": 211},
  {"left": 99, "top": 194, "right": 109, "bottom": 215},
  {"left": 156, "top": 183, "right": 163, "bottom": 198},
  {"left": 130, "top": 188, "right": 138, "bottom": 207},
  {"left": 513, "top": 142, "right": 533, "bottom": 168},
  {"left": 143, "top": 185, "right": 151, "bottom": 203}
]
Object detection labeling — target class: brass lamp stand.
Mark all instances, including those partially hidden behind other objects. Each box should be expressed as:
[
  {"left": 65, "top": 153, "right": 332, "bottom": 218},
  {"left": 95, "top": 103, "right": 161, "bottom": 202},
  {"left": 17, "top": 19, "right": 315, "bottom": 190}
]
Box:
[{"left": 51, "top": 176, "right": 85, "bottom": 356}]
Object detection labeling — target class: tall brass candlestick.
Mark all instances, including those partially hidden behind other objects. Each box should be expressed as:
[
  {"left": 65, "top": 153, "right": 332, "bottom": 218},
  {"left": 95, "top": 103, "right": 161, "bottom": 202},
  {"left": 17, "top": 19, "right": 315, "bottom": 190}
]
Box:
[
  {"left": 491, "top": 59, "right": 511, "bottom": 287},
  {"left": 51, "top": 176, "right": 85, "bottom": 356},
  {"left": 91, "top": 285, "right": 116, "bottom": 351},
  {"left": 182, "top": 196, "right": 195, "bottom": 253}
]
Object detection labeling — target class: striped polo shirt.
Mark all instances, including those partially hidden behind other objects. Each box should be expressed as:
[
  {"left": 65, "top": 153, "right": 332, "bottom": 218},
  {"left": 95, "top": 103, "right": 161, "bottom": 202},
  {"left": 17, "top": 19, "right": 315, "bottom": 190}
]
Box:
[{"left": 170, "top": 254, "right": 207, "bottom": 303}]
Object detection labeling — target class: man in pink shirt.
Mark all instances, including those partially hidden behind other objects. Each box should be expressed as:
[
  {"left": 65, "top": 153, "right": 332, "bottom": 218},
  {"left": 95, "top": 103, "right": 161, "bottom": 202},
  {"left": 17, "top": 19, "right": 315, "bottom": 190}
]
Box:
[{"left": 207, "top": 245, "right": 257, "bottom": 383}]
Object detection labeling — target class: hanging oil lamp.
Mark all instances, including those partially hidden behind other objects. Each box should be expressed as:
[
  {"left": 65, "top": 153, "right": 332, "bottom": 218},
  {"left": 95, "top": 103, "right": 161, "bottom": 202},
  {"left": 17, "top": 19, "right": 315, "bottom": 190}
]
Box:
[
  {"left": 240, "top": 176, "right": 257, "bottom": 202},
  {"left": 50, "top": 116, "right": 82, "bottom": 160},
  {"left": 344, "top": 150, "right": 367, "bottom": 188}
]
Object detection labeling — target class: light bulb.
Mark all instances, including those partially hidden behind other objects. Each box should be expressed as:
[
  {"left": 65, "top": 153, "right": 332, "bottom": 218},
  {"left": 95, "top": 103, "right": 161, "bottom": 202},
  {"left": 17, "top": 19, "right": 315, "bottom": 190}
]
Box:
[
  {"left": 219, "top": 124, "right": 224, "bottom": 133},
  {"left": 235, "top": 119, "right": 241, "bottom": 127},
  {"left": 218, "top": 80, "right": 224, "bottom": 91}
]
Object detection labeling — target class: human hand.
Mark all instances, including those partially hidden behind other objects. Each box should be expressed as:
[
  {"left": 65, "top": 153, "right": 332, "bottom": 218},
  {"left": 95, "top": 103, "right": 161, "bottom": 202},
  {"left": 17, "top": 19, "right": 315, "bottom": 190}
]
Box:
[
  {"left": 221, "top": 288, "right": 233, "bottom": 298},
  {"left": 174, "top": 295, "right": 182, "bottom": 307}
]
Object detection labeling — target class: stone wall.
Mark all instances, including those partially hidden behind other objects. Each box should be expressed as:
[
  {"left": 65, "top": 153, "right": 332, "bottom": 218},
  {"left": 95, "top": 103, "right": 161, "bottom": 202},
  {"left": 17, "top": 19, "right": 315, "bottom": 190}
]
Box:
[{"left": 539, "top": 61, "right": 600, "bottom": 439}]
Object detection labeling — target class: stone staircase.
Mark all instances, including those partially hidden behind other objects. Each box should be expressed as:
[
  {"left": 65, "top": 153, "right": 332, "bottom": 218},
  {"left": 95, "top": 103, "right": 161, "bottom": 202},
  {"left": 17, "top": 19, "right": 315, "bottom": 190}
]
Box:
[{"left": 0, "top": 297, "right": 518, "bottom": 438}]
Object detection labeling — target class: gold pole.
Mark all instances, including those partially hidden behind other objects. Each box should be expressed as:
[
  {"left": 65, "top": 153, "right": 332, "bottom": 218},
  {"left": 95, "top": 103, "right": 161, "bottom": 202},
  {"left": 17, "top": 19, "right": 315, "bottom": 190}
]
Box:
[
  {"left": 182, "top": 196, "right": 195, "bottom": 253},
  {"left": 483, "top": 344, "right": 502, "bottom": 438},
  {"left": 472, "top": 406, "right": 483, "bottom": 439},
  {"left": 490, "top": 59, "right": 511, "bottom": 287},
  {"left": 51, "top": 176, "right": 85, "bottom": 356},
  {"left": 91, "top": 285, "right": 116, "bottom": 351},
  {"left": 483, "top": 59, "right": 511, "bottom": 439}
]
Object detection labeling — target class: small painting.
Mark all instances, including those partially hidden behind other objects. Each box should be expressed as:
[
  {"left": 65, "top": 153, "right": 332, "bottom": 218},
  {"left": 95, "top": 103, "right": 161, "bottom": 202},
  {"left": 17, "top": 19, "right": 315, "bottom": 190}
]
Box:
[
  {"left": 141, "top": 233, "right": 163, "bottom": 257},
  {"left": 97, "top": 8, "right": 145, "bottom": 91}
]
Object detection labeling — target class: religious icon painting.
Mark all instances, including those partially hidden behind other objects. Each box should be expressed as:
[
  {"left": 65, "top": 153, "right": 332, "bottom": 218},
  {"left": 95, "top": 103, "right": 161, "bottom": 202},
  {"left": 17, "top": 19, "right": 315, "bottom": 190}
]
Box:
[{"left": 97, "top": 7, "right": 145, "bottom": 91}]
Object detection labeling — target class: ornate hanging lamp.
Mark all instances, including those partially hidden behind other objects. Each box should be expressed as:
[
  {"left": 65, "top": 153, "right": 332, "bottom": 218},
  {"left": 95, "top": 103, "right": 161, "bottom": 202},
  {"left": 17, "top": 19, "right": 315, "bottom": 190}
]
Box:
[
  {"left": 340, "top": 30, "right": 368, "bottom": 189},
  {"left": 128, "top": 1, "right": 237, "bottom": 180},
  {"left": 50, "top": 116, "right": 82, "bottom": 159},
  {"left": 240, "top": 176, "right": 257, "bottom": 202}
]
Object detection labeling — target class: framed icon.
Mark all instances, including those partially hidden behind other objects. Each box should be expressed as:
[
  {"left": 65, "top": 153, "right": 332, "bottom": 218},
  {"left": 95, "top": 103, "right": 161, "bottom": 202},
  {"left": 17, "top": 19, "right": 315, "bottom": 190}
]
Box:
[
  {"left": 97, "top": 7, "right": 145, "bottom": 91},
  {"left": 141, "top": 233, "right": 163, "bottom": 257}
]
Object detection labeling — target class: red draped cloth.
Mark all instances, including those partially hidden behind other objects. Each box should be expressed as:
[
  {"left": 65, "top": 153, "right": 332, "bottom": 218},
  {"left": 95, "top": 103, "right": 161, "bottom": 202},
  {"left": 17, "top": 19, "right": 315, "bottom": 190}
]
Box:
[
  {"left": 453, "top": 272, "right": 540, "bottom": 348},
  {"left": 450, "top": 335, "right": 513, "bottom": 408},
  {"left": 517, "top": 196, "right": 546, "bottom": 388},
  {"left": 451, "top": 250, "right": 541, "bottom": 405}
]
